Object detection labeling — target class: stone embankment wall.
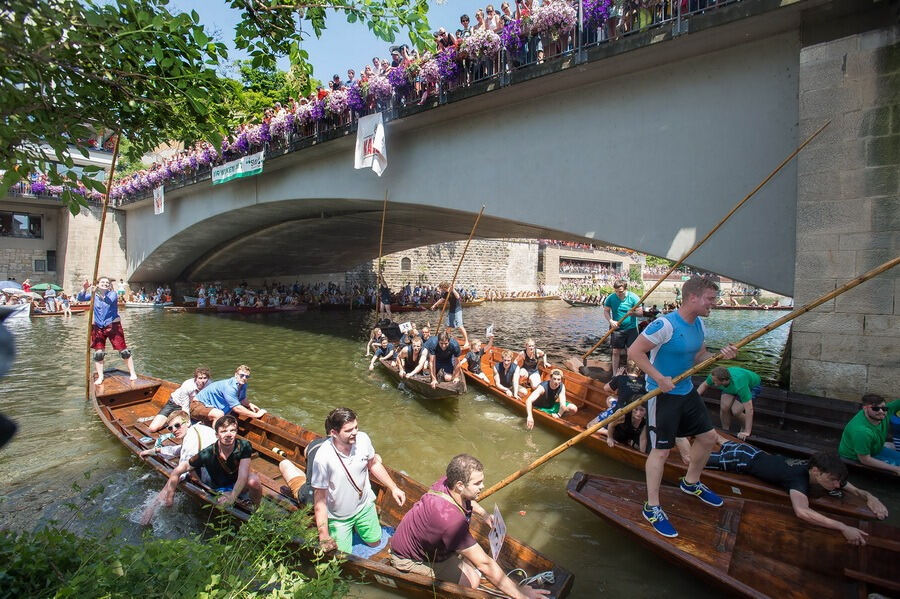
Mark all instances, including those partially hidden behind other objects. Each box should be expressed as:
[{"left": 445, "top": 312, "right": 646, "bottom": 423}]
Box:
[
  {"left": 58, "top": 204, "right": 128, "bottom": 292},
  {"left": 790, "top": 23, "right": 899, "bottom": 400},
  {"left": 0, "top": 200, "right": 60, "bottom": 284}
]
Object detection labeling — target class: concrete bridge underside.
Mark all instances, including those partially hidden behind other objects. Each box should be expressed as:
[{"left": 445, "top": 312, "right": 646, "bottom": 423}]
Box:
[{"left": 125, "top": 1, "right": 818, "bottom": 294}]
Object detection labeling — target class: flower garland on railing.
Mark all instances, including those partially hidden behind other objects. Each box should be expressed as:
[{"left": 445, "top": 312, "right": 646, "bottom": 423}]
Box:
[
  {"left": 461, "top": 28, "right": 502, "bottom": 58},
  {"left": 420, "top": 57, "right": 441, "bottom": 86},
  {"left": 500, "top": 19, "right": 526, "bottom": 51},
  {"left": 325, "top": 89, "right": 349, "bottom": 115},
  {"left": 366, "top": 75, "right": 394, "bottom": 101},
  {"left": 583, "top": 0, "right": 613, "bottom": 26},
  {"left": 436, "top": 47, "right": 459, "bottom": 80},
  {"left": 532, "top": 0, "right": 577, "bottom": 38},
  {"left": 347, "top": 83, "right": 367, "bottom": 112}
]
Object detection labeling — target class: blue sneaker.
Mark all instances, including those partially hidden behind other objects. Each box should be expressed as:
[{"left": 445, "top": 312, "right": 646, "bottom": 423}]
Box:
[
  {"left": 679, "top": 478, "right": 724, "bottom": 507},
  {"left": 642, "top": 503, "right": 678, "bottom": 538}
]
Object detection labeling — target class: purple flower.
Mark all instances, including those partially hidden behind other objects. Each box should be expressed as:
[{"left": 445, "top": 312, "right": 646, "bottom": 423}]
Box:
[
  {"left": 189, "top": 155, "right": 198, "bottom": 169},
  {"left": 31, "top": 180, "right": 47, "bottom": 194},
  {"left": 501, "top": 19, "right": 524, "bottom": 51},
  {"left": 583, "top": 0, "right": 613, "bottom": 25},
  {"left": 347, "top": 84, "right": 366, "bottom": 112},
  {"left": 461, "top": 29, "right": 501, "bottom": 58},
  {"left": 259, "top": 121, "right": 271, "bottom": 142},
  {"left": 285, "top": 112, "right": 295, "bottom": 131},
  {"left": 309, "top": 100, "right": 325, "bottom": 122},
  {"left": 235, "top": 132, "right": 250, "bottom": 154},
  {"left": 421, "top": 58, "right": 440, "bottom": 85},
  {"left": 531, "top": 0, "right": 577, "bottom": 36},
  {"left": 437, "top": 48, "right": 459, "bottom": 80},
  {"left": 387, "top": 66, "right": 410, "bottom": 92},
  {"left": 367, "top": 75, "right": 393, "bottom": 101},
  {"left": 326, "top": 89, "right": 349, "bottom": 115}
]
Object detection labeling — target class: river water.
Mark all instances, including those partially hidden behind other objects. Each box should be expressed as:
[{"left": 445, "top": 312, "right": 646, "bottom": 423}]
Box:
[{"left": 1, "top": 302, "right": 897, "bottom": 598}]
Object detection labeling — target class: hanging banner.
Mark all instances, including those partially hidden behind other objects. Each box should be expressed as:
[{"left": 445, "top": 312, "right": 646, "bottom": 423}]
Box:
[
  {"left": 212, "top": 151, "right": 265, "bottom": 185},
  {"left": 354, "top": 112, "right": 387, "bottom": 177},
  {"left": 153, "top": 185, "right": 164, "bottom": 215}
]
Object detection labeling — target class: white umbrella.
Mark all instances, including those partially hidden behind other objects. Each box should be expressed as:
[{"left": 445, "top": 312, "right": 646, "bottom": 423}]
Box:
[{"left": 2, "top": 288, "right": 25, "bottom": 295}]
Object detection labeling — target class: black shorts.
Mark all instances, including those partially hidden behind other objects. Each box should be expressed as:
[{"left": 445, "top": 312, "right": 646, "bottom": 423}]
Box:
[
  {"left": 610, "top": 327, "right": 639, "bottom": 349},
  {"left": 647, "top": 388, "right": 713, "bottom": 450},
  {"left": 156, "top": 398, "right": 182, "bottom": 418}
]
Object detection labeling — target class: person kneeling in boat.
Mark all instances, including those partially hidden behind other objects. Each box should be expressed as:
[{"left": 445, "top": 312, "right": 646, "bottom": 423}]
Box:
[
  {"left": 148, "top": 366, "right": 211, "bottom": 433},
  {"left": 696, "top": 366, "right": 761, "bottom": 441},
  {"left": 707, "top": 442, "right": 888, "bottom": 545},
  {"left": 368, "top": 337, "right": 395, "bottom": 371},
  {"left": 428, "top": 332, "right": 462, "bottom": 389},
  {"left": 493, "top": 350, "right": 521, "bottom": 398},
  {"left": 396, "top": 335, "right": 428, "bottom": 379},
  {"left": 516, "top": 338, "right": 550, "bottom": 396},
  {"left": 311, "top": 408, "right": 405, "bottom": 553},
  {"left": 589, "top": 360, "right": 646, "bottom": 427},
  {"left": 525, "top": 369, "right": 577, "bottom": 430},
  {"left": 189, "top": 364, "right": 266, "bottom": 427},
  {"left": 459, "top": 335, "right": 493, "bottom": 383},
  {"left": 155, "top": 415, "right": 262, "bottom": 515},
  {"left": 389, "top": 454, "right": 550, "bottom": 599},
  {"left": 139, "top": 410, "right": 217, "bottom": 524}
]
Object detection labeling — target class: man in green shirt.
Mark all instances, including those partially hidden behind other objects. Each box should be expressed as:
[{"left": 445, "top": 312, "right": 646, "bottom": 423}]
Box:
[
  {"left": 603, "top": 279, "right": 643, "bottom": 374},
  {"left": 696, "top": 366, "right": 761, "bottom": 440},
  {"left": 839, "top": 394, "right": 900, "bottom": 476}
]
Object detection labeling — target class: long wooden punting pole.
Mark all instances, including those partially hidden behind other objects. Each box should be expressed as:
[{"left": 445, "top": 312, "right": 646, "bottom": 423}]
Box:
[
  {"left": 84, "top": 134, "right": 122, "bottom": 399},
  {"left": 481, "top": 254, "right": 899, "bottom": 499},
  {"left": 436, "top": 205, "right": 485, "bottom": 335},
  {"left": 375, "top": 191, "right": 388, "bottom": 314},
  {"left": 581, "top": 120, "right": 831, "bottom": 365}
]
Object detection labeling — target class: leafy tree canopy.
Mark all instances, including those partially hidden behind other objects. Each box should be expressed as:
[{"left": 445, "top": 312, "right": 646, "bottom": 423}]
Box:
[{"left": 0, "top": 0, "right": 431, "bottom": 213}]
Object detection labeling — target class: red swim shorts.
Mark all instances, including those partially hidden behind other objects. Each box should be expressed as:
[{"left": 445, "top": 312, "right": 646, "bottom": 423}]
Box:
[{"left": 91, "top": 321, "right": 127, "bottom": 350}]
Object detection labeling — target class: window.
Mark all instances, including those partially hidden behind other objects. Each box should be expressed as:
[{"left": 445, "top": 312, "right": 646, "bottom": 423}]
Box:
[
  {"left": 400, "top": 257, "right": 411, "bottom": 272},
  {"left": 47, "top": 250, "right": 57, "bottom": 272},
  {"left": 0, "top": 211, "right": 43, "bottom": 238},
  {"left": 34, "top": 259, "right": 46, "bottom": 272}
]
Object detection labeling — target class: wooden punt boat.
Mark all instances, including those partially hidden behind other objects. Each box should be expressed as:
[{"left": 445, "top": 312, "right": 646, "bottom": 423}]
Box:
[
  {"left": 387, "top": 304, "right": 426, "bottom": 313},
  {"left": 124, "top": 301, "right": 173, "bottom": 308},
  {"left": 561, "top": 298, "right": 603, "bottom": 307},
  {"left": 461, "top": 298, "right": 485, "bottom": 307},
  {"left": 30, "top": 308, "right": 85, "bottom": 317},
  {"left": 492, "top": 295, "right": 560, "bottom": 302},
  {"left": 378, "top": 359, "right": 467, "bottom": 400},
  {"left": 91, "top": 370, "right": 572, "bottom": 598},
  {"left": 69, "top": 302, "right": 92, "bottom": 312},
  {"left": 463, "top": 347, "right": 874, "bottom": 519},
  {"left": 566, "top": 472, "right": 899, "bottom": 599}
]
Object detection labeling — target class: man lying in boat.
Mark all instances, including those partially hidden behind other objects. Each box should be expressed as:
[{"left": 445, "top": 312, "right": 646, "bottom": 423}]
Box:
[
  {"left": 428, "top": 332, "right": 462, "bottom": 390},
  {"left": 147, "top": 366, "right": 211, "bottom": 433},
  {"left": 139, "top": 410, "right": 217, "bottom": 525},
  {"left": 707, "top": 441, "right": 889, "bottom": 544},
  {"left": 189, "top": 364, "right": 266, "bottom": 427},
  {"left": 493, "top": 350, "right": 521, "bottom": 398},
  {"left": 389, "top": 454, "right": 550, "bottom": 599},
  {"left": 395, "top": 335, "right": 428, "bottom": 379},
  {"left": 368, "top": 337, "right": 395, "bottom": 371},
  {"left": 524, "top": 368, "right": 578, "bottom": 430},
  {"left": 695, "top": 366, "right": 761, "bottom": 441},
  {"left": 153, "top": 415, "right": 262, "bottom": 516},
  {"left": 839, "top": 393, "right": 900, "bottom": 476},
  {"left": 311, "top": 407, "right": 406, "bottom": 553},
  {"left": 459, "top": 335, "right": 494, "bottom": 383}
]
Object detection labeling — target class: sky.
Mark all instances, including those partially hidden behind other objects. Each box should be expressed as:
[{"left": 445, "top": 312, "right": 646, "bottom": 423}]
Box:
[{"left": 168, "top": 1, "right": 470, "bottom": 84}]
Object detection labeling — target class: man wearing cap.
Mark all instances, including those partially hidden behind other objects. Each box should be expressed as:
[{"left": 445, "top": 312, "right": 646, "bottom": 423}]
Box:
[{"left": 331, "top": 74, "right": 343, "bottom": 91}]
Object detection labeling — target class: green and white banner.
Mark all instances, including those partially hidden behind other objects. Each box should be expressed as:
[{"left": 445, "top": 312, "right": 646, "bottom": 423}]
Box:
[{"left": 212, "top": 151, "right": 265, "bottom": 185}]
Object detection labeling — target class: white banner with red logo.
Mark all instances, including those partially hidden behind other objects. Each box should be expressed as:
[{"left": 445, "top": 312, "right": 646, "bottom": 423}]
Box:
[
  {"left": 153, "top": 185, "right": 164, "bottom": 215},
  {"left": 354, "top": 112, "right": 387, "bottom": 176}
]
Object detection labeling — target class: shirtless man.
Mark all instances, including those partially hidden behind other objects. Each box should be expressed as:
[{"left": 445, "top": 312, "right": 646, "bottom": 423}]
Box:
[
  {"left": 493, "top": 350, "right": 520, "bottom": 398},
  {"left": 524, "top": 368, "right": 577, "bottom": 430},
  {"left": 396, "top": 335, "right": 428, "bottom": 379}
]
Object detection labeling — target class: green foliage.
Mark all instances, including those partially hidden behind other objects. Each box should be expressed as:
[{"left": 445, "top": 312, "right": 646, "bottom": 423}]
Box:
[
  {"left": 628, "top": 264, "right": 642, "bottom": 284},
  {"left": 645, "top": 255, "right": 674, "bottom": 268},
  {"left": 0, "top": 503, "right": 349, "bottom": 599}
]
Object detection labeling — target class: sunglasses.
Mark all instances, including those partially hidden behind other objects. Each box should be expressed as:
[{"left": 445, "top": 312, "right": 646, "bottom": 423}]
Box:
[
  {"left": 167, "top": 421, "right": 185, "bottom": 431},
  {"left": 868, "top": 405, "right": 888, "bottom": 412}
]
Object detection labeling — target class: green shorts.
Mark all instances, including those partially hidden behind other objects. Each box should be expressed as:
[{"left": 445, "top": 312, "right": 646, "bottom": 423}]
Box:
[
  {"left": 537, "top": 403, "right": 562, "bottom": 416},
  {"left": 329, "top": 501, "right": 381, "bottom": 553}
]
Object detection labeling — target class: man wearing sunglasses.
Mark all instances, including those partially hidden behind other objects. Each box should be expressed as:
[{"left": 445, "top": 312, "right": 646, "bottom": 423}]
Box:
[
  {"left": 190, "top": 364, "right": 267, "bottom": 426},
  {"left": 839, "top": 393, "right": 900, "bottom": 476}
]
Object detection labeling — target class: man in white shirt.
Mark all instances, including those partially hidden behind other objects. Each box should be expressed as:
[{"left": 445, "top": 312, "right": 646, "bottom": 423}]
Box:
[
  {"left": 311, "top": 407, "right": 406, "bottom": 553},
  {"left": 148, "top": 367, "right": 211, "bottom": 433}
]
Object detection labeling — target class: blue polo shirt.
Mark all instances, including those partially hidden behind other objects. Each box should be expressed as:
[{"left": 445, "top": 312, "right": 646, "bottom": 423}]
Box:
[
  {"left": 76, "top": 289, "right": 120, "bottom": 327},
  {"left": 196, "top": 377, "right": 247, "bottom": 414},
  {"left": 640, "top": 311, "right": 706, "bottom": 396}
]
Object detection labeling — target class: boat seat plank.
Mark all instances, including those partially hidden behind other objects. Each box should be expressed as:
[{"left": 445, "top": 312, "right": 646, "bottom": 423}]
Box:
[{"left": 844, "top": 569, "right": 900, "bottom": 593}]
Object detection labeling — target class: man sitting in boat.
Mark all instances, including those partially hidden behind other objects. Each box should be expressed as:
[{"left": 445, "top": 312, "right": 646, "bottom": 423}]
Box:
[
  {"left": 77, "top": 277, "right": 137, "bottom": 384},
  {"left": 138, "top": 410, "right": 217, "bottom": 525},
  {"left": 707, "top": 441, "right": 888, "bottom": 544},
  {"left": 365, "top": 327, "right": 383, "bottom": 357},
  {"left": 310, "top": 407, "right": 406, "bottom": 553},
  {"left": 493, "top": 350, "right": 521, "bottom": 398},
  {"left": 368, "top": 337, "right": 395, "bottom": 371},
  {"left": 696, "top": 366, "right": 761, "bottom": 441},
  {"left": 389, "top": 454, "right": 550, "bottom": 599},
  {"left": 525, "top": 368, "right": 578, "bottom": 430},
  {"left": 155, "top": 414, "right": 261, "bottom": 513},
  {"left": 147, "top": 366, "right": 211, "bottom": 433},
  {"left": 189, "top": 364, "right": 266, "bottom": 427},
  {"left": 838, "top": 394, "right": 900, "bottom": 476},
  {"left": 428, "top": 332, "right": 462, "bottom": 390},
  {"left": 515, "top": 338, "right": 550, "bottom": 394},
  {"left": 396, "top": 335, "right": 428, "bottom": 379},
  {"left": 460, "top": 335, "right": 493, "bottom": 383}
]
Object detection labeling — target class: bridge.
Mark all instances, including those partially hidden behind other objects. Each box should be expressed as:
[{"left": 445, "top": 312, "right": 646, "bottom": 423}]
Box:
[{"left": 118, "top": 0, "right": 886, "bottom": 299}]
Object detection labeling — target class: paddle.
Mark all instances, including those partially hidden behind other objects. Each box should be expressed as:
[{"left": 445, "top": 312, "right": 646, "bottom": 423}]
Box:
[
  {"left": 435, "top": 205, "right": 486, "bottom": 337},
  {"left": 84, "top": 133, "right": 121, "bottom": 400},
  {"left": 479, "top": 254, "right": 899, "bottom": 500},
  {"left": 375, "top": 191, "right": 388, "bottom": 314},
  {"left": 580, "top": 120, "right": 831, "bottom": 367}
]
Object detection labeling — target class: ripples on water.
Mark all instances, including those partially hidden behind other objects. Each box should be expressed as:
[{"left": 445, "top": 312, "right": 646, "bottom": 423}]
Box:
[{"left": 0, "top": 301, "right": 856, "bottom": 599}]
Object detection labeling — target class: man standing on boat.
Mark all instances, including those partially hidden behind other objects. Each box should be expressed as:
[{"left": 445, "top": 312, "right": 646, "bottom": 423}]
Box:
[
  {"left": 189, "top": 364, "right": 266, "bottom": 426},
  {"left": 311, "top": 407, "right": 406, "bottom": 553},
  {"left": 839, "top": 394, "right": 900, "bottom": 476},
  {"left": 696, "top": 366, "right": 761, "bottom": 440},
  {"left": 628, "top": 276, "right": 737, "bottom": 538},
  {"left": 430, "top": 281, "right": 467, "bottom": 341},
  {"left": 604, "top": 279, "right": 643, "bottom": 375},
  {"left": 77, "top": 277, "right": 137, "bottom": 385},
  {"left": 389, "top": 454, "right": 550, "bottom": 599}
]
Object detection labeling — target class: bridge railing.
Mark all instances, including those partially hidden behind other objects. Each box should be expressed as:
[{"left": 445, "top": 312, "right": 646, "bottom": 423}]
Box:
[{"left": 112, "top": 0, "right": 747, "bottom": 207}]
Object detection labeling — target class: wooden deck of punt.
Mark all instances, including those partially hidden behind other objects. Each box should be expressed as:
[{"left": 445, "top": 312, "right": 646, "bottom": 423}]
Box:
[
  {"left": 91, "top": 370, "right": 573, "bottom": 599},
  {"left": 461, "top": 298, "right": 486, "bottom": 307},
  {"left": 464, "top": 347, "right": 874, "bottom": 520},
  {"left": 567, "top": 472, "right": 900, "bottom": 599},
  {"left": 491, "top": 295, "right": 560, "bottom": 302},
  {"left": 377, "top": 359, "right": 467, "bottom": 400}
]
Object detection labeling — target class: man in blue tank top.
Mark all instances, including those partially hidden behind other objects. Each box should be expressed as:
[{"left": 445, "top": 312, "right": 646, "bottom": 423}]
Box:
[{"left": 628, "top": 276, "right": 737, "bottom": 538}]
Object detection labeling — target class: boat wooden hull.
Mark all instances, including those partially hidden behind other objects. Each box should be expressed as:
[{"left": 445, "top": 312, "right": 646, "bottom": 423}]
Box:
[
  {"left": 492, "top": 295, "right": 560, "bottom": 302},
  {"left": 30, "top": 309, "right": 85, "bottom": 317},
  {"left": 464, "top": 347, "right": 874, "bottom": 519},
  {"left": 378, "top": 359, "right": 467, "bottom": 400},
  {"left": 124, "top": 301, "right": 173, "bottom": 308},
  {"left": 566, "top": 472, "right": 899, "bottom": 599},
  {"left": 461, "top": 298, "right": 485, "bottom": 307},
  {"left": 561, "top": 298, "right": 603, "bottom": 307},
  {"left": 91, "top": 370, "right": 572, "bottom": 599}
]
